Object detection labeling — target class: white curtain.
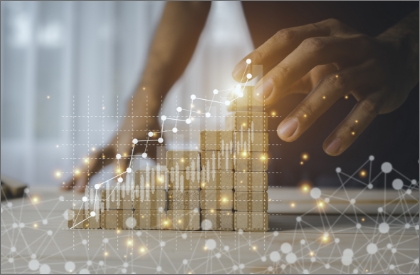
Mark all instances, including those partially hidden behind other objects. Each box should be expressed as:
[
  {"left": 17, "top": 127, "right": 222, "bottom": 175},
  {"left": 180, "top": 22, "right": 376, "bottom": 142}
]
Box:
[{"left": 1, "top": 1, "right": 253, "bottom": 186}]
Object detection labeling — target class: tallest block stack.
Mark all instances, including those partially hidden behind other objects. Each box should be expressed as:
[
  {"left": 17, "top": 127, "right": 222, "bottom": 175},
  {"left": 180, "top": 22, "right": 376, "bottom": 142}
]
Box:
[{"left": 228, "top": 86, "right": 269, "bottom": 231}]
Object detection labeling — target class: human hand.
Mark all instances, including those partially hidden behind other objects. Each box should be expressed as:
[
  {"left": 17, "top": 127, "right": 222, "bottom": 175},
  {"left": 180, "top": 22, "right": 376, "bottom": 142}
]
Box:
[{"left": 233, "top": 18, "right": 418, "bottom": 156}]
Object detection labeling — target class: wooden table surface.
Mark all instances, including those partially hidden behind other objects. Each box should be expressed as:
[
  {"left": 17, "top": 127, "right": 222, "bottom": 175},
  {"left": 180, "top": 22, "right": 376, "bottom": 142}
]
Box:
[{"left": 1, "top": 186, "right": 418, "bottom": 274}]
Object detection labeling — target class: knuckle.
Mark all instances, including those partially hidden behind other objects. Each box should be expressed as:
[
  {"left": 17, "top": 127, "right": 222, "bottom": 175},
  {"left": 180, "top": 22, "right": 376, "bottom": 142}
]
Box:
[
  {"left": 302, "top": 37, "right": 325, "bottom": 52},
  {"left": 359, "top": 99, "right": 378, "bottom": 117},
  {"left": 275, "top": 65, "right": 291, "bottom": 78},
  {"left": 325, "top": 18, "right": 342, "bottom": 27},
  {"left": 275, "top": 28, "right": 296, "bottom": 42},
  {"left": 298, "top": 102, "right": 315, "bottom": 118},
  {"left": 327, "top": 73, "right": 347, "bottom": 90}
]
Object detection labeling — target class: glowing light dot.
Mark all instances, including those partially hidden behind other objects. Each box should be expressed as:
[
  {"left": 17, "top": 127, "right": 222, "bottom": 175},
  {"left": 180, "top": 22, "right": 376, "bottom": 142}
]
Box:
[
  {"left": 205, "top": 112, "right": 211, "bottom": 118},
  {"left": 172, "top": 127, "right": 178, "bottom": 133},
  {"left": 322, "top": 96, "right": 326, "bottom": 99},
  {"left": 345, "top": 95, "right": 349, "bottom": 99},
  {"left": 132, "top": 138, "right": 138, "bottom": 144},
  {"left": 213, "top": 89, "right": 219, "bottom": 95},
  {"left": 47, "top": 96, "right": 50, "bottom": 99},
  {"left": 142, "top": 153, "right": 147, "bottom": 159},
  {"left": 82, "top": 196, "right": 88, "bottom": 202},
  {"left": 74, "top": 169, "right": 80, "bottom": 175},
  {"left": 335, "top": 75, "right": 339, "bottom": 78},
  {"left": 246, "top": 59, "right": 251, "bottom": 64},
  {"left": 55, "top": 171, "right": 61, "bottom": 177},
  {"left": 126, "top": 167, "right": 132, "bottom": 173},
  {"left": 246, "top": 73, "right": 252, "bottom": 79},
  {"left": 290, "top": 203, "right": 295, "bottom": 208},
  {"left": 91, "top": 147, "right": 96, "bottom": 151},
  {"left": 94, "top": 184, "right": 101, "bottom": 189},
  {"left": 186, "top": 119, "right": 191, "bottom": 124},
  {"left": 225, "top": 100, "right": 230, "bottom": 106},
  {"left": 158, "top": 138, "right": 164, "bottom": 143},
  {"left": 161, "top": 115, "right": 167, "bottom": 121},
  {"left": 190, "top": 94, "right": 196, "bottom": 100},
  {"left": 90, "top": 211, "right": 96, "bottom": 217},
  {"left": 118, "top": 177, "right": 123, "bottom": 183},
  {"left": 304, "top": 114, "right": 307, "bottom": 118},
  {"left": 148, "top": 132, "right": 153, "bottom": 137},
  {"left": 355, "top": 120, "right": 358, "bottom": 123},
  {"left": 300, "top": 161, "right": 304, "bottom": 165},
  {"left": 177, "top": 107, "right": 182, "bottom": 112},
  {"left": 116, "top": 154, "right": 121, "bottom": 159},
  {"left": 351, "top": 131, "right": 355, "bottom": 135}
]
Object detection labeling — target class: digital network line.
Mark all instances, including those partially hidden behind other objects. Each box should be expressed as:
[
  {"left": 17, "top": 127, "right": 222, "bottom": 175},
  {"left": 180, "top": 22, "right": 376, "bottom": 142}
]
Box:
[{"left": 71, "top": 59, "right": 254, "bottom": 224}]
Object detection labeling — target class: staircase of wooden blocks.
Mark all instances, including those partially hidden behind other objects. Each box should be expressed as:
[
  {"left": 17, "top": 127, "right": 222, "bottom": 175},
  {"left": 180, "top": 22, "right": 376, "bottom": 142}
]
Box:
[{"left": 68, "top": 86, "right": 268, "bottom": 231}]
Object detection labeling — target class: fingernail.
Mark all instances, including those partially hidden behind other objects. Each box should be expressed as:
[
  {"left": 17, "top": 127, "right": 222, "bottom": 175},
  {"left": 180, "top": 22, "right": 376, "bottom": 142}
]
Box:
[
  {"left": 325, "top": 139, "right": 341, "bottom": 155},
  {"left": 278, "top": 119, "right": 298, "bottom": 138},
  {"left": 255, "top": 80, "right": 273, "bottom": 100},
  {"left": 232, "top": 63, "right": 247, "bottom": 80}
]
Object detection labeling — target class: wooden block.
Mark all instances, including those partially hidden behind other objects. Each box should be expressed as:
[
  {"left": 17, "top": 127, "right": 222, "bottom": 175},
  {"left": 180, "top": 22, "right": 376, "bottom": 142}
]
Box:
[
  {"left": 228, "top": 86, "right": 264, "bottom": 112},
  {"left": 234, "top": 212, "right": 269, "bottom": 232},
  {"left": 168, "top": 190, "right": 200, "bottom": 210},
  {"left": 167, "top": 209, "right": 200, "bottom": 230},
  {"left": 199, "top": 131, "right": 234, "bottom": 151},
  {"left": 134, "top": 165, "right": 167, "bottom": 189},
  {"left": 1, "top": 175, "right": 27, "bottom": 199},
  {"left": 166, "top": 151, "right": 200, "bottom": 171},
  {"left": 201, "top": 210, "right": 234, "bottom": 231},
  {"left": 235, "top": 152, "right": 268, "bottom": 172},
  {"left": 200, "top": 170, "right": 233, "bottom": 190},
  {"left": 200, "top": 190, "right": 233, "bottom": 210},
  {"left": 100, "top": 210, "right": 135, "bottom": 230},
  {"left": 167, "top": 170, "right": 200, "bottom": 190},
  {"left": 235, "top": 131, "right": 268, "bottom": 152},
  {"left": 234, "top": 192, "right": 268, "bottom": 212},
  {"left": 135, "top": 210, "right": 166, "bottom": 230},
  {"left": 201, "top": 151, "right": 234, "bottom": 171},
  {"left": 133, "top": 189, "right": 167, "bottom": 211},
  {"left": 67, "top": 209, "right": 100, "bottom": 229},
  {"left": 234, "top": 172, "right": 268, "bottom": 192},
  {"left": 226, "top": 111, "right": 268, "bottom": 132},
  {"left": 101, "top": 186, "right": 133, "bottom": 210}
]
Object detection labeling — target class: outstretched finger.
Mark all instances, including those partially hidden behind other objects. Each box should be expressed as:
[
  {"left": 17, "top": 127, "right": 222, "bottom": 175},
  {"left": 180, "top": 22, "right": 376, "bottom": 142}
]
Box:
[
  {"left": 278, "top": 60, "right": 380, "bottom": 142},
  {"left": 232, "top": 22, "right": 331, "bottom": 82},
  {"left": 323, "top": 96, "right": 379, "bottom": 156}
]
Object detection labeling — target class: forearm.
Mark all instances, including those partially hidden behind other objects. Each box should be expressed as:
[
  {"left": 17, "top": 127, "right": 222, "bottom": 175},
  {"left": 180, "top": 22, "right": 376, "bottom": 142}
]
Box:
[{"left": 132, "top": 2, "right": 211, "bottom": 114}]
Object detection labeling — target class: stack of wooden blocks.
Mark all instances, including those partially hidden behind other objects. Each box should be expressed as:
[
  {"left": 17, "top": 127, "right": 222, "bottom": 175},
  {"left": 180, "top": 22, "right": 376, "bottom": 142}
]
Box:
[{"left": 68, "top": 86, "right": 268, "bottom": 232}]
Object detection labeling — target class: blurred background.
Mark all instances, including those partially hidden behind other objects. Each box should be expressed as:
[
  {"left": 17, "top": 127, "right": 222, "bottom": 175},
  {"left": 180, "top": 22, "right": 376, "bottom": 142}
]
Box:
[{"left": 1, "top": 1, "right": 254, "bottom": 186}]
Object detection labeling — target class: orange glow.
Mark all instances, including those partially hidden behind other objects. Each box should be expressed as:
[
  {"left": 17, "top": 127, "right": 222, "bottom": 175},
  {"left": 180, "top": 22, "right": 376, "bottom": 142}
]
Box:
[
  {"left": 359, "top": 169, "right": 367, "bottom": 178},
  {"left": 301, "top": 153, "right": 309, "bottom": 161},
  {"left": 290, "top": 203, "right": 295, "bottom": 208}
]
